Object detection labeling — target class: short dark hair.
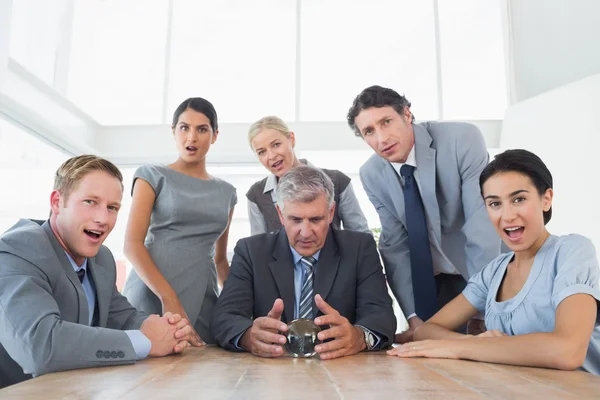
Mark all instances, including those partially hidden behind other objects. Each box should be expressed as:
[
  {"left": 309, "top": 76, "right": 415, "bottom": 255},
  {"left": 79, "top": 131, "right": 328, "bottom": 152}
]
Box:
[
  {"left": 347, "top": 85, "right": 413, "bottom": 136},
  {"left": 172, "top": 97, "right": 218, "bottom": 133},
  {"left": 479, "top": 149, "right": 553, "bottom": 225}
]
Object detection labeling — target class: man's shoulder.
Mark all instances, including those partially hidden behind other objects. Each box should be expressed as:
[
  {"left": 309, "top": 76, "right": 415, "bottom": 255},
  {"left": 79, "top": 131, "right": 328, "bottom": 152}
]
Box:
[
  {"left": 359, "top": 153, "right": 387, "bottom": 177},
  {"left": 236, "top": 231, "right": 280, "bottom": 251},
  {"left": 420, "top": 121, "right": 483, "bottom": 144},
  {"left": 0, "top": 219, "right": 51, "bottom": 255},
  {"left": 331, "top": 228, "right": 373, "bottom": 249}
]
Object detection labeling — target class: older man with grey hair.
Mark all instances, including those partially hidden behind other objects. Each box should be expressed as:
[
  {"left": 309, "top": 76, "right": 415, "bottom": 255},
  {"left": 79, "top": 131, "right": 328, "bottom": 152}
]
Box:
[{"left": 211, "top": 165, "right": 396, "bottom": 359}]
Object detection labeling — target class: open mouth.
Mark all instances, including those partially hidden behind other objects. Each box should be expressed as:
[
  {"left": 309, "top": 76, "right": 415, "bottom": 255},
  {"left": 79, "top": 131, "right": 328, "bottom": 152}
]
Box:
[
  {"left": 381, "top": 143, "right": 396, "bottom": 154},
  {"left": 504, "top": 226, "right": 524, "bottom": 240},
  {"left": 272, "top": 160, "right": 283, "bottom": 168},
  {"left": 84, "top": 229, "right": 103, "bottom": 240},
  {"left": 186, "top": 146, "right": 197, "bottom": 152}
]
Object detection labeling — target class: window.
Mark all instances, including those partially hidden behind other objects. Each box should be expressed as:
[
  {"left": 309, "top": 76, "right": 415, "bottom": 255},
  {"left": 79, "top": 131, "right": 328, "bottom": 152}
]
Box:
[
  {"left": 68, "top": 0, "right": 169, "bottom": 125},
  {"left": 9, "top": 0, "right": 70, "bottom": 86},
  {"left": 0, "top": 117, "right": 70, "bottom": 233},
  {"left": 438, "top": 0, "right": 507, "bottom": 119},
  {"left": 166, "top": 0, "right": 297, "bottom": 123},
  {"left": 300, "top": 0, "right": 440, "bottom": 122}
]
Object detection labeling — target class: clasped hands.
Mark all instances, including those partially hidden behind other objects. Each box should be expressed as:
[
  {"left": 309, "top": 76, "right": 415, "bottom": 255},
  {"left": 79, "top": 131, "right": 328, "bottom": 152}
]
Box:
[
  {"left": 240, "top": 294, "right": 366, "bottom": 360},
  {"left": 140, "top": 312, "right": 206, "bottom": 357}
]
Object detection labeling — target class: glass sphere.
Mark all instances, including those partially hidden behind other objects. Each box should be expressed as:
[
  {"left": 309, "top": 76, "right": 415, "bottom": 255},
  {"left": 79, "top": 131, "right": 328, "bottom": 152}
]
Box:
[{"left": 284, "top": 318, "right": 322, "bottom": 358}]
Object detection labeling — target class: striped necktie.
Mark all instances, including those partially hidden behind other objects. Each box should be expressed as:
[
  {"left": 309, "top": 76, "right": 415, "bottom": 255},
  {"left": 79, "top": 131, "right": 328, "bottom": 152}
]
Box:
[{"left": 298, "top": 256, "right": 316, "bottom": 319}]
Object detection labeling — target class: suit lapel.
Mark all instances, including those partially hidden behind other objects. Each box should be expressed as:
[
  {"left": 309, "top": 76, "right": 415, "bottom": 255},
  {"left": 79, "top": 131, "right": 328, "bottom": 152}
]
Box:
[
  {"left": 312, "top": 229, "right": 341, "bottom": 316},
  {"left": 413, "top": 124, "right": 442, "bottom": 243},
  {"left": 42, "top": 221, "right": 89, "bottom": 325},
  {"left": 381, "top": 159, "right": 407, "bottom": 223},
  {"left": 268, "top": 230, "right": 296, "bottom": 323}
]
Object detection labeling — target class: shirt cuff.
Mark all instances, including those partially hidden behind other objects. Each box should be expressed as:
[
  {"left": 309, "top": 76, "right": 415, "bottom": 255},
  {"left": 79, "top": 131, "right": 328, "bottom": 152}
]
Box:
[
  {"left": 125, "top": 330, "right": 152, "bottom": 360},
  {"left": 232, "top": 330, "right": 247, "bottom": 351},
  {"left": 406, "top": 313, "right": 417, "bottom": 320},
  {"left": 355, "top": 325, "right": 382, "bottom": 351}
]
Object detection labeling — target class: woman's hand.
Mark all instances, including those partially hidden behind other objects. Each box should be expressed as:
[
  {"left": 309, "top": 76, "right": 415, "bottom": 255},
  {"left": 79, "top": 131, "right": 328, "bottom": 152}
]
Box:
[
  {"left": 387, "top": 339, "right": 462, "bottom": 360},
  {"left": 162, "top": 297, "right": 206, "bottom": 347}
]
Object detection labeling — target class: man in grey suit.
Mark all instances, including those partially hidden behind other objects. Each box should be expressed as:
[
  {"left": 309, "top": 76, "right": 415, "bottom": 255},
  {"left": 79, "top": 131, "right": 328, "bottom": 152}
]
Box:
[
  {"left": 347, "top": 85, "right": 502, "bottom": 343},
  {"left": 212, "top": 165, "right": 395, "bottom": 359},
  {"left": 0, "top": 155, "right": 194, "bottom": 389}
]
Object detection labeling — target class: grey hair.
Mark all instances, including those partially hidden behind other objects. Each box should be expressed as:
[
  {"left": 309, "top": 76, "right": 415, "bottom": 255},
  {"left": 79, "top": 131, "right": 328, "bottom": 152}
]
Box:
[{"left": 276, "top": 165, "right": 335, "bottom": 212}]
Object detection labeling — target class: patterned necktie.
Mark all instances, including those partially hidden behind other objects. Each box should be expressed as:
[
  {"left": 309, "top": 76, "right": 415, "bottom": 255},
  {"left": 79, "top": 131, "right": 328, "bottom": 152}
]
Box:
[
  {"left": 298, "top": 256, "right": 316, "bottom": 320},
  {"left": 400, "top": 164, "right": 438, "bottom": 320}
]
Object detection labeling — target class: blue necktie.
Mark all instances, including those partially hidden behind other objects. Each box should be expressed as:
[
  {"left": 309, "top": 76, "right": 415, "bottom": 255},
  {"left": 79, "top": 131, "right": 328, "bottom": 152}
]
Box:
[
  {"left": 299, "top": 256, "right": 315, "bottom": 319},
  {"left": 400, "top": 164, "right": 438, "bottom": 320}
]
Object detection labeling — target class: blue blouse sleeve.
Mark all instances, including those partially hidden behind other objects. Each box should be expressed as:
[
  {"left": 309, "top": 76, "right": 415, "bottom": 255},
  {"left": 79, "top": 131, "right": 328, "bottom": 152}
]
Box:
[
  {"left": 462, "top": 254, "right": 508, "bottom": 313},
  {"left": 551, "top": 234, "right": 600, "bottom": 309}
]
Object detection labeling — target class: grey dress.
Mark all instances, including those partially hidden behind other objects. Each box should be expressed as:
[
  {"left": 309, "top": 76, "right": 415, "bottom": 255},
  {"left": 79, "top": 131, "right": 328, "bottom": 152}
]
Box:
[{"left": 123, "top": 165, "right": 237, "bottom": 344}]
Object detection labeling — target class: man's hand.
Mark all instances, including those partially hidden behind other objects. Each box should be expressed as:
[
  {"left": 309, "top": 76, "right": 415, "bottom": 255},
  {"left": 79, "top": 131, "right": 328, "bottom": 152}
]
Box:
[
  {"left": 162, "top": 297, "right": 205, "bottom": 347},
  {"left": 394, "top": 316, "right": 423, "bottom": 344},
  {"left": 141, "top": 313, "right": 193, "bottom": 357},
  {"left": 313, "top": 294, "right": 365, "bottom": 360},
  {"left": 165, "top": 312, "right": 195, "bottom": 353},
  {"left": 240, "top": 298, "right": 288, "bottom": 358}
]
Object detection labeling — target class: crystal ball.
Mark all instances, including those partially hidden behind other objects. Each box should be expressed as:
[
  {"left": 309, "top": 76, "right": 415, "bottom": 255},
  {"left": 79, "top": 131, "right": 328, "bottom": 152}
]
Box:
[{"left": 284, "top": 318, "right": 322, "bottom": 358}]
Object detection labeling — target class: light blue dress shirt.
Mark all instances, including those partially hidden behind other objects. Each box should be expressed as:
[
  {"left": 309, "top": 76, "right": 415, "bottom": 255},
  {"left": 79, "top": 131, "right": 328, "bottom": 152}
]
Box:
[
  {"left": 462, "top": 234, "right": 600, "bottom": 374},
  {"left": 64, "top": 252, "right": 151, "bottom": 360}
]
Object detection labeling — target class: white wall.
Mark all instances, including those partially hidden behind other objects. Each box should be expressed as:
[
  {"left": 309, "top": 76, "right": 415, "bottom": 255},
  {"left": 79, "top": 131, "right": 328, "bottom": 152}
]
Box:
[
  {"left": 501, "top": 72, "right": 600, "bottom": 253},
  {"left": 509, "top": 0, "right": 600, "bottom": 102},
  {"left": 0, "top": 0, "right": 12, "bottom": 89}
]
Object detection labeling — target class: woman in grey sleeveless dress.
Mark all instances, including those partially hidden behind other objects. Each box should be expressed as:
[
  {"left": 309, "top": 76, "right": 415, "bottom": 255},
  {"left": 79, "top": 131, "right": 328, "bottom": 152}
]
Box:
[{"left": 123, "top": 98, "right": 236, "bottom": 345}]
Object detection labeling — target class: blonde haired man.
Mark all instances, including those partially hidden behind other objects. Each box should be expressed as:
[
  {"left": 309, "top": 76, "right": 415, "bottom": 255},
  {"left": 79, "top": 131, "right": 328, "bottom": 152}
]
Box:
[{"left": 0, "top": 155, "right": 194, "bottom": 388}]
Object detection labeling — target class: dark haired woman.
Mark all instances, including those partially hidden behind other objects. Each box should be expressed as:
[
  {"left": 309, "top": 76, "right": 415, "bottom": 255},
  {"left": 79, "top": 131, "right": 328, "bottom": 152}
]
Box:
[
  {"left": 123, "top": 98, "right": 236, "bottom": 345},
  {"left": 387, "top": 149, "right": 600, "bottom": 374}
]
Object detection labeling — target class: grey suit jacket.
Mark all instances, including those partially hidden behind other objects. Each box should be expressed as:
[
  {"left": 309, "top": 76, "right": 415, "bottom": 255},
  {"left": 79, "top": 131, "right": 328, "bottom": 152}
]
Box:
[
  {"left": 211, "top": 228, "right": 396, "bottom": 350},
  {"left": 359, "top": 122, "right": 502, "bottom": 317},
  {"left": 0, "top": 220, "right": 148, "bottom": 388}
]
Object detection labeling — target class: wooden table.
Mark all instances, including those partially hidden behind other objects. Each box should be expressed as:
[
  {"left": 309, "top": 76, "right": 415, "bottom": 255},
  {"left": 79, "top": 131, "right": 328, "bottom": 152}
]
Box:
[{"left": 3, "top": 346, "right": 600, "bottom": 399}]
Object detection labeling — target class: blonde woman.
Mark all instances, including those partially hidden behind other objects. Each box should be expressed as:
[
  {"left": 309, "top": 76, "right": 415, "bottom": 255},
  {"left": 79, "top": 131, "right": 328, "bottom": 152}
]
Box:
[{"left": 246, "top": 116, "right": 369, "bottom": 235}]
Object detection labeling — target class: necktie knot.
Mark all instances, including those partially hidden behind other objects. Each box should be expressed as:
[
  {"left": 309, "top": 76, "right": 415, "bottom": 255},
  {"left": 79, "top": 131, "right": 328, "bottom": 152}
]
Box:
[
  {"left": 400, "top": 164, "right": 415, "bottom": 178},
  {"left": 301, "top": 256, "right": 316, "bottom": 270},
  {"left": 76, "top": 268, "right": 85, "bottom": 283}
]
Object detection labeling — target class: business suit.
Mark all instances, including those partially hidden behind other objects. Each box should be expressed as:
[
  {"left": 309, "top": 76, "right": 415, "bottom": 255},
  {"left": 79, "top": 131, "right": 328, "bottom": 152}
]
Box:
[
  {"left": 211, "top": 228, "right": 396, "bottom": 350},
  {"left": 0, "top": 219, "right": 148, "bottom": 388},
  {"left": 360, "top": 121, "right": 502, "bottom": 318}
]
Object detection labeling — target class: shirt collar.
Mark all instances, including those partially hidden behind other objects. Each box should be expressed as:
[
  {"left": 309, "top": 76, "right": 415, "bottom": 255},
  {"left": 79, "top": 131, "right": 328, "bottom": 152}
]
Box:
[
  {"left": 390, "top": 145, "right": 417, "bottom": 176},
  {"left": 64, "top": 250, "right": 88, "bottom": 272},
  {"left": 289, "top": 246, "right": 321, "bottom": 265},
  {"left": 262, "top": 159, "right": 315, "bottom": 194}
]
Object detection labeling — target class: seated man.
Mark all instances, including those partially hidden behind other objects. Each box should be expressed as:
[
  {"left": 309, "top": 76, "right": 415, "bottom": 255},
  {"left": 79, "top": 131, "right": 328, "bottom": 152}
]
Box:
[
  {"left": 212, "top": 165, "right": 396, "bottom": 359},
  {"left": 0, "top": 155, "right": 194, "bottom": 389}
]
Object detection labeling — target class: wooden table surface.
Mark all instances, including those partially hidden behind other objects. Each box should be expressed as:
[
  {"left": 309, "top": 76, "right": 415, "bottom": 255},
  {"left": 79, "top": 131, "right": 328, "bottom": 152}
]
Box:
[{"left": 3, "top": 346, "right": 600, "bottom": 399}]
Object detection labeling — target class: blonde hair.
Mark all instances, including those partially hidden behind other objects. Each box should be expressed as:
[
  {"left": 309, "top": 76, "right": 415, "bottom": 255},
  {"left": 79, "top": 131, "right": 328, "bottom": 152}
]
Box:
[
  {"left": 247, "top": 116, "right": 292, "bottom": 150},
  {"left": 54, "top": 155, "right": 123, "bottom": 201}
]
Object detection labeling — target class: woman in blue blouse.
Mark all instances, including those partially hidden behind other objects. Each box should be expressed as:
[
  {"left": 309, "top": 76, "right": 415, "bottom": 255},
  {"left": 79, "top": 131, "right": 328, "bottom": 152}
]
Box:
[{"left": 388, "top": 149, "right": 600, "bottom": 373}]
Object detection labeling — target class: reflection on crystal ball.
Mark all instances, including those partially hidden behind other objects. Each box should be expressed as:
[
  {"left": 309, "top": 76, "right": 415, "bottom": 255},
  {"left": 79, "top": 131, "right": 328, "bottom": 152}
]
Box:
[{"left": 284, "top": 318, "right": 322, "bottom": 358}]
